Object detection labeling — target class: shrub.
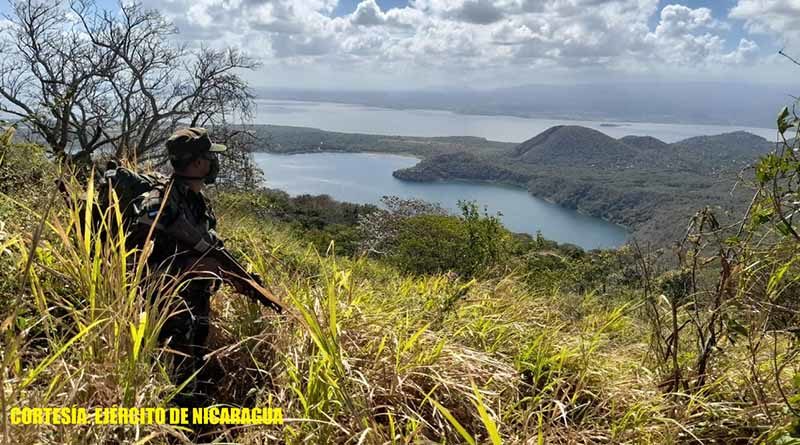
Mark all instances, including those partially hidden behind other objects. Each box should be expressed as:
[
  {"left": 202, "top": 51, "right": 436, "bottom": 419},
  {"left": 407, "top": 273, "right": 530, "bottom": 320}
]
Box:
[
  {"left": 389, "top": 214, "right": 469, "bottom": 275},
  {"left": 387, "top": 201, "right": 510, "bottom": 277}
]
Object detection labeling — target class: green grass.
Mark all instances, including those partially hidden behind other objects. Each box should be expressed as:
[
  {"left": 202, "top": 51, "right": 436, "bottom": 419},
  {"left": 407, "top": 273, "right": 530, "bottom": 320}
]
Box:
[{"left": 0, "top": 130, "right": 798, "bottom": 443}]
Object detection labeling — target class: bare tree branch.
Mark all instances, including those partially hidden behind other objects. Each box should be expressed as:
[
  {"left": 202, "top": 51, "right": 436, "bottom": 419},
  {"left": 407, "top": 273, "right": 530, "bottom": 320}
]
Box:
[{"left": 0, "top": 0, "right": 259, "bottom": 166}]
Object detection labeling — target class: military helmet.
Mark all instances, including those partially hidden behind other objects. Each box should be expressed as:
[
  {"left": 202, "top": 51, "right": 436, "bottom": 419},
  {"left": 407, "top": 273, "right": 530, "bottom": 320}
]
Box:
[{"left": 166, "top": 127, "right": 227, "bottom": 161}]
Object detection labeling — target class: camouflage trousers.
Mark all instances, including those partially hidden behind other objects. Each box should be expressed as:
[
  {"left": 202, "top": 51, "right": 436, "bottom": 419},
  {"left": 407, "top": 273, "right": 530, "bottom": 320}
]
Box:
[{"left": 157, "top": 278, "right": 218, "bottom": 408}]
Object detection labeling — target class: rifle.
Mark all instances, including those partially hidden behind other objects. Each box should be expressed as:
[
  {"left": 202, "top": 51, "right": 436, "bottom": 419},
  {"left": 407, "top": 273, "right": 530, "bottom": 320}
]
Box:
[
  {"left": 55, "top": 165, "right": 284, "bottom": 314},
  {"left": 201, "top": 246, "right": 284, "bottom": 314}
]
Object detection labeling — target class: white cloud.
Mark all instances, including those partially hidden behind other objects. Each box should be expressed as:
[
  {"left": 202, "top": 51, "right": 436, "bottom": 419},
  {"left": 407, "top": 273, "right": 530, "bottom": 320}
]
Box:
[
  {"left": 454, "top": 0, "right": 506, "bottom": 24},
  {"left": 719, "top": 38, "right": 760, "bottom": 64},
  {"left": 351, "top": 0, "right": 387, "bottom": 26},
  {"left": 730, "top": 0, "right": 800, "bottom": 46},
  {"left": 411, "top": 0, "right": 515, "bottom": 23},
  {"left": 135, "top": 0, "right": 781, "bottom": 87},
  {"left": 642, "top": 5, "right": 739, "bottom": 66},
  {"left": 653, "top": 5, "right": 719, "bottom": 36}
]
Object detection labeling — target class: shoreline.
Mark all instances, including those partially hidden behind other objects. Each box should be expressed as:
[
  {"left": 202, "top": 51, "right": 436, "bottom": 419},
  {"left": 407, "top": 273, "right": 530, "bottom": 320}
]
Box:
[
  {"left": 391, "top": 174, "right": 632, "bottom": 234},
  {"left": 253, "top": 150, "right": 632, "bottom": 238},
  {"left": 254, "top": 97, "right": 776, "bottom": 131},
  {"left": 254, "top": 148, "right": 422, "bottom": 161}
]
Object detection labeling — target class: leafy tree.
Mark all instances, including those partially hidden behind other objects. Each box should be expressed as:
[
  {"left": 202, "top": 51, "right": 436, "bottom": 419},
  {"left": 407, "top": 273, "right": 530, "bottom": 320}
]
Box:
[
  {"left": 357, "top": 196, "right": 447, "bottom": 255},
  {"left": 457, "top": 200, "right": 507, "bottom": 275},
  {"left": 385, "top": 200, "right": 510, "bottom": 277},
  {"left": 389, "top": 214, "right": 468, "bottom": 275}
]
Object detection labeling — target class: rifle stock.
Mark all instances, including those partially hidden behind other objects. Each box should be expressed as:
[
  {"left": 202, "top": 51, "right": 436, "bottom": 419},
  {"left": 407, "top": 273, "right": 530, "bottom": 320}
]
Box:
[
  {"left": 56, "top": 173, "right": 283, "bottom": 313},
  {"left": 208, "top": 247, "right": 284, "bottom": 314}
]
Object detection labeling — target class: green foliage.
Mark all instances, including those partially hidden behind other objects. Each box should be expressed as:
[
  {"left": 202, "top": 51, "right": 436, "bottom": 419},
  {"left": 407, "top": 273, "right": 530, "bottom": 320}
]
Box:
[
  {"left": 0, "top": 125, "right": 57, "bottom": 239},
  {"left": 390, "top": 213, "right": 468, "bottom": 275},
  {"left": 458, "top": 200, "right": 508, "bottom": 273},
  {"left": 513, "top": 235, "right": 642, "bottom": 293},
  {"left": 214, "top": 187, "right": 377, "bottom": 256},
  {"left": 0, "top": 126, "right": 53, "bottom": 195},
  {"left": 387, "top": 201, "right": 509, "bottom": 277},
  {"left": 657, "top": 269, "right": 692, "bottom": 303},
  {"left": 304, "top": 224, "right": 362, "bottom": 256}
]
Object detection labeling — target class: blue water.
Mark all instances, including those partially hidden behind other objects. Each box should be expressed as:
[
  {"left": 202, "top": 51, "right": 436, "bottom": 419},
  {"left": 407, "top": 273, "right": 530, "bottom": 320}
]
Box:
[
  {"left": 253, "top": 100, "right": 776, "bottom": 144},
  {"left": 250, "top": 100, "right": 777, "bottom": 249},
  {"left": 254, "top": 152, "right": 629, "bottom": 250}
]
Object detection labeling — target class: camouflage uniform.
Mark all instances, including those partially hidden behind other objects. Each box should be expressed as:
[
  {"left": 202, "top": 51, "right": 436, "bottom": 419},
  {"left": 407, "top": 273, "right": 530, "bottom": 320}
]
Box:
[{"left": 130, "top": 128, "right": 227, "bottom": 406}]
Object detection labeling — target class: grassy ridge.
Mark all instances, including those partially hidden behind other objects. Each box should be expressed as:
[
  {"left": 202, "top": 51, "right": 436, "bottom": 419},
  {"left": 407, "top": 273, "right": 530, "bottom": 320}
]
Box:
[{"left": 1, "top": 128, "right": 798, "bottom": 443}]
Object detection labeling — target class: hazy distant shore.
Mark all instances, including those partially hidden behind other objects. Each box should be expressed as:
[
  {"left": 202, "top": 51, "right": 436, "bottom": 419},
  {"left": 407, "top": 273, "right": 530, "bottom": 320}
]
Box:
[
  {"left": 250, "top": 100, "right": 776, "bottom": 144},
  {"left": 255, "top": 81, "right": 789, "bottom": 129},
  {"left": 256, "top": 96, "right": 750, "bottom": 127}
]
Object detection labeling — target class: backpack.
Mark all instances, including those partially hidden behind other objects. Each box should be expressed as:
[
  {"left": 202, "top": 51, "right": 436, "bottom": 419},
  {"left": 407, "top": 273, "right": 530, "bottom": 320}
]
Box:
[{"left": 96, "top": 161, "right": 170, "bottom": 231}]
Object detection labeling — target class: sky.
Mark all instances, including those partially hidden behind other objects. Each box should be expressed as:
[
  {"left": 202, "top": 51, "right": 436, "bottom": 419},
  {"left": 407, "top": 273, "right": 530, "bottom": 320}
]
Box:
[{"left": 2, "top": 0, "right": 799, "bottom": 89}]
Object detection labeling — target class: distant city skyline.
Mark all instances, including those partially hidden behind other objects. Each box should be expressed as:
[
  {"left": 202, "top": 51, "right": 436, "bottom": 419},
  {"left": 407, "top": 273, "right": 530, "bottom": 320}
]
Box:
[{"left": 1, "top": 0, "right": 798, "bottom": 89}]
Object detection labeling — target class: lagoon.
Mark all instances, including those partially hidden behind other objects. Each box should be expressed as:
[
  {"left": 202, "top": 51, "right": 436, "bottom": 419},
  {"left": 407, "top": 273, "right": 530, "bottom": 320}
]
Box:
[
  {"left": 251, "top": 100, "right": 776, "bottom": 249},
  {"left": 254, "top": 152, "right": 629, "bottom": 250}
]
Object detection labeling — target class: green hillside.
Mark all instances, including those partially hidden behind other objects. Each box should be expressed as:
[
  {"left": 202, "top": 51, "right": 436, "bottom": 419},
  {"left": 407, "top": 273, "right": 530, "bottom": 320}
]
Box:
[
  {"left": 2, "top": 122, "right": 799, "bottom": 444},
  {"left": 394, "top": 126, "right": 774, "bottom": 245},
  {"left": 251, "top": 124, "right": 515, "bottom": 158}
]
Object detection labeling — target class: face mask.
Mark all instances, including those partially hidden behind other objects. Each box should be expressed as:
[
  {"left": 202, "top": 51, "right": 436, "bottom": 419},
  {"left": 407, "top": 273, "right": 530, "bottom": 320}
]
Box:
[{"left": 204, "top": 154, "right": 219, "bottom": 184}]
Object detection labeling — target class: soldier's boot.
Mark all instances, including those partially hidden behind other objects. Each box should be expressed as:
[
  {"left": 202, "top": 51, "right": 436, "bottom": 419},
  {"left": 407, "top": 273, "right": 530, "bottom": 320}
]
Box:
[
  {"left": 159, "top": 291, "right": 212, "bottom": 408},
  {"left": 173, "top": 287, "right": 212, "bottom": 408}
]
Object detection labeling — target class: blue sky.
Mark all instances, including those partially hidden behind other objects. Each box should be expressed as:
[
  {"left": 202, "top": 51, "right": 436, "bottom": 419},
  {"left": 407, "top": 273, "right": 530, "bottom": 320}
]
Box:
[
  {"left": 334, "top": 0, "right": 409, "bottom": 16},
  {"left": 1, "top": 0, "right": 797, "bottom": 89}
]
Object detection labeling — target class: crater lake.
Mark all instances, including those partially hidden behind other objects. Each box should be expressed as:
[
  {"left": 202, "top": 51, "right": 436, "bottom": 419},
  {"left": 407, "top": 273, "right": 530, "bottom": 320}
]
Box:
[
  {"left": 254, "top": 152, "right": 629, "bottom": 249},
  {"left": 251, "top": 100, "right": 776, "bottom": 249}
]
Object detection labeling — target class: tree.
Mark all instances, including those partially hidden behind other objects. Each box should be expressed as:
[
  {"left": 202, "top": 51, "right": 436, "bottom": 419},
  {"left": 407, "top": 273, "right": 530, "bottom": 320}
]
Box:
[
  {"left": 357, "top": 196, "right": 448, "bottom": 255},
  {"left": 0, "top": 0, "right": 258, "bottom": 164}
]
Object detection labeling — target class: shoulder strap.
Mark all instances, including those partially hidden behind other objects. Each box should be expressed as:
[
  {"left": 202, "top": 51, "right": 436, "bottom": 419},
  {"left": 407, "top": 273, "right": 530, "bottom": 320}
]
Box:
[{"left": 98, "top": 163, "right": 171, "bottom": 223}]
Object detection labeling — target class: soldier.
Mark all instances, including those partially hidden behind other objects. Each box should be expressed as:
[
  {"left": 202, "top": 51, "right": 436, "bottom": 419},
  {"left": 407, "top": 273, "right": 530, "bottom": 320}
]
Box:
[{"left": 130, "top": 127, "right": 246, "bottom": 407}]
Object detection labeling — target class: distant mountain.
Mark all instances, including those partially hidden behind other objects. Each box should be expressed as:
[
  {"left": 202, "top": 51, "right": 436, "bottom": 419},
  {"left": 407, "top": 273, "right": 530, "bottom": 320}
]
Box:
[
  {"left": 509, "top": 126, "right": 772, "bottom": 173},
  {"left": 393, "top": 125, "right": 775, "bottom": 245},
  {"left": 669, "top": 131, "right": 774, "bottom": 171},
  {"left": 396, "top": 125, "right": 773, "bottom": 179},
  {"left": 512, "top": 125, "right": 640, "bottom": 168},
  {"left": 619, "top": 136, "right": 669, "bottom": 151},
  {"left": 256, "top": 82, "right": 792, "bottom": 128}
]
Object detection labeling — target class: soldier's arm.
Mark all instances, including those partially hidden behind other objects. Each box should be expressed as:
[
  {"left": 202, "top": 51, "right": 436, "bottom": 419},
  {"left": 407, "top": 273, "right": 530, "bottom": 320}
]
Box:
[
  {"left": 134, "top": 187, "right": 218, "bottom": 253},
  {"left": 177, "top": 251, "right": 282, "bottom": 313},
  {"left": 133, "top": 188, "right": 280, "bottom": 308}
]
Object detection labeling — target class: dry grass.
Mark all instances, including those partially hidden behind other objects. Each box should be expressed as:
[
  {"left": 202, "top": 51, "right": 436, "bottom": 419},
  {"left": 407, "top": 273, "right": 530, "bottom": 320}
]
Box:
[{"left": 0, "top": 164, "right": 796, "bottom": 443}]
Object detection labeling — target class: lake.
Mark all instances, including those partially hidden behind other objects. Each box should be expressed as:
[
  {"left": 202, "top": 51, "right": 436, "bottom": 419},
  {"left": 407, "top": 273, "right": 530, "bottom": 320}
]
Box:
[
  {"left": 251, "top": 100, "right": 776, "bottom": 249},
  {"left": 254, "top": 152, "right": 629, "bottom": 250},
  {"left": 253, "top": 99, "right": 776, "bottom": 144}
]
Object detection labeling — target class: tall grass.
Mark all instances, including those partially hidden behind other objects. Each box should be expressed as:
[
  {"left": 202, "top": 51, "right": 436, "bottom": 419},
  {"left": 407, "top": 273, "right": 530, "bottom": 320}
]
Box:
[
  {"left": 0, "top": 158, "right": 797, "bottom": 443},
  {"left": 1, "top": 171, "right": 192, "bottom": 442}
]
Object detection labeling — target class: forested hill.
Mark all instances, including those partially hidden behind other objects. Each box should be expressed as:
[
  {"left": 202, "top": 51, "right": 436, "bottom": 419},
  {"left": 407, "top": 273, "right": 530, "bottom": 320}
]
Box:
[
  {"left": 251, "top": 124, "right": 515, "bottom": 158},
  {"left": 512, "top": 125, "right": 641, "bottom": 168},
  {"left": 393, "top": 126, "right": 775, "bottom": 245},
  {"left": 252, "top": 123, "right": 773, "bottom": 245},
  {"left": 508, "top": 125, "right": 772, "bottom": 172}
]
